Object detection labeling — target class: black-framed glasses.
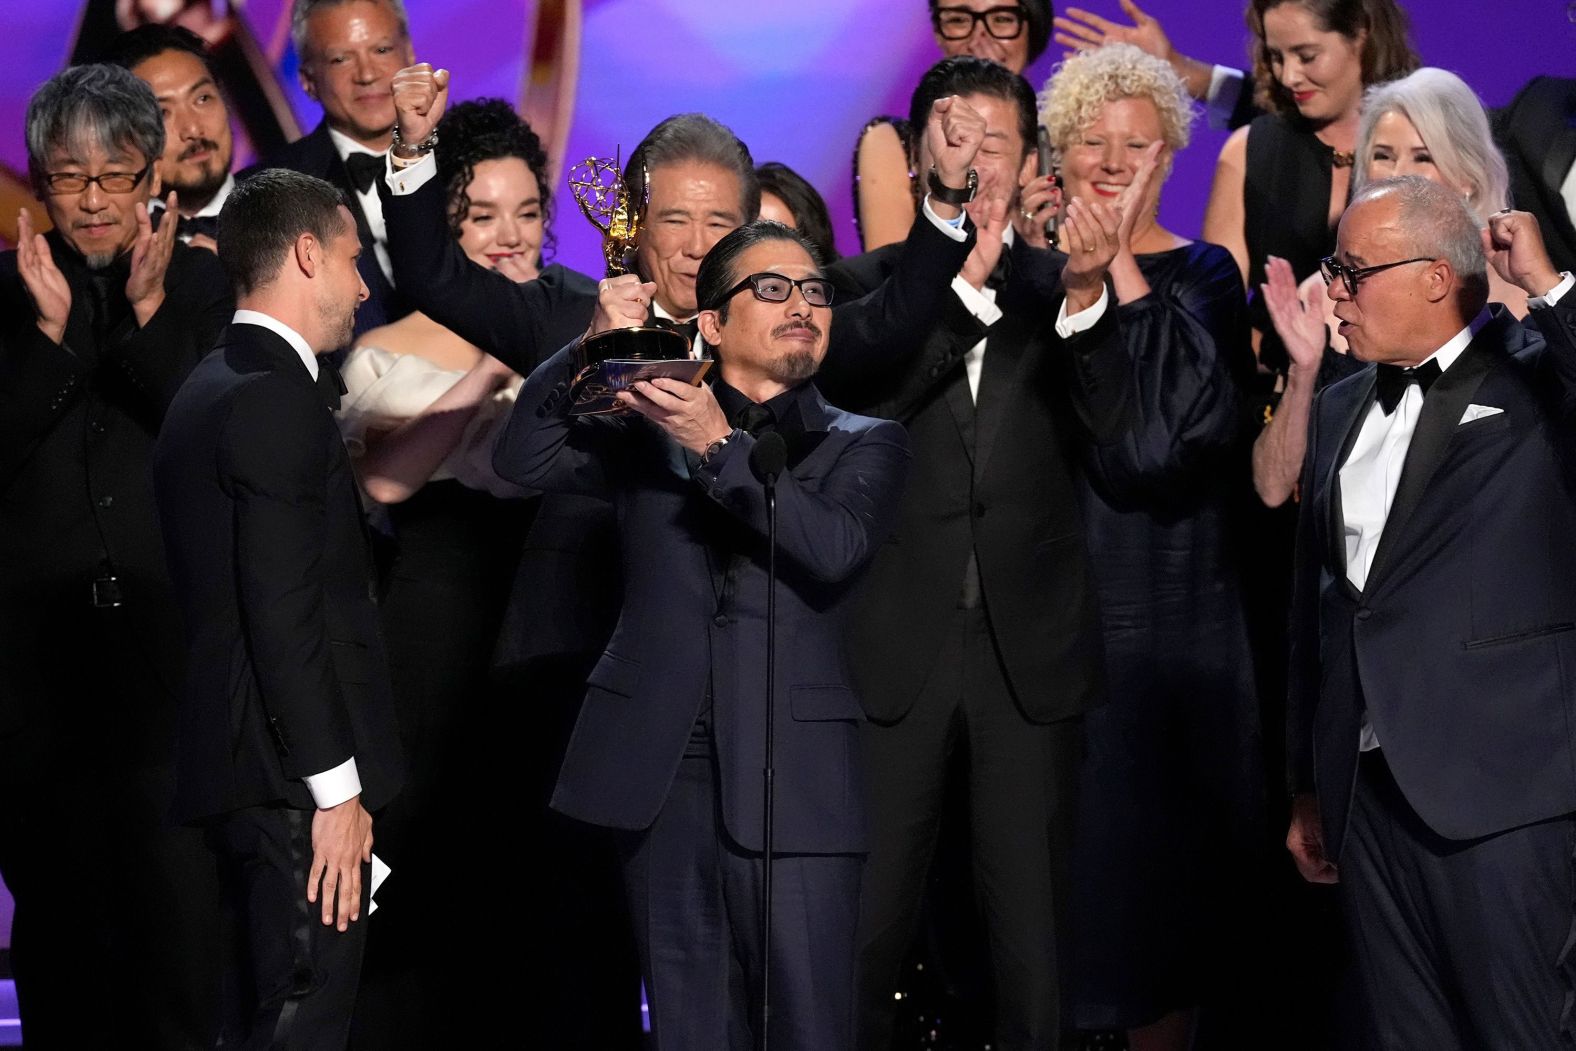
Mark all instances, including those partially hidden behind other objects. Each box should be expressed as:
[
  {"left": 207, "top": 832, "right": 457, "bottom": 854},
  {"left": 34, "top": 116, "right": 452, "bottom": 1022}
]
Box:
[
  {"left": 708, "top": 272, "right": 835, "bottom": 310},
  {"left": 933, "top": 4, "right": 1027, "bottom": 40},
  {"left": 1319, "top": 255, "right": 1435, "bottom": 296},
  {"left": 41, "top": 164, "right": 151, "bottom": 196}
]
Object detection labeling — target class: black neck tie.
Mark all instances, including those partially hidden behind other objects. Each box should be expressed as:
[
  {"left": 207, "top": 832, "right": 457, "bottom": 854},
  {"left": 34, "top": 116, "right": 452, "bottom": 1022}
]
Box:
[
  {"left": 177, "top": 213, "right": 221, "bottom": 242},
  {"left": 343, "top": 152, "right": 384, "bottom": 195},
  {"left": 985, "top": 248, "right": 1013, "bottom": 291},
  {"left": 316, "top": 355, "right": 347, "bottom": 410},
  {"left": 733, "top": 401, "right": 775, "bottom": 436},
  {"left": 1375, "top": 359, "right": 1442, "bottom": 415}
]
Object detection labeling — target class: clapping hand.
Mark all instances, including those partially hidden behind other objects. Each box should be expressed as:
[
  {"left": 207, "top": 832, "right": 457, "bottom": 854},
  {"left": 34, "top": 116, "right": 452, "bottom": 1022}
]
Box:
[
  {"left": 959, "top": 191, "right": 1011, "bottom": 291},
  {"left": 15, "top": 208, "right": 70, "bottom": 345},
  {"left": 1262, "top": 255, "right": 1327, "bottom": 374},
  {"left": 127, "top": 191, "right": 180, "bottom": 327}
]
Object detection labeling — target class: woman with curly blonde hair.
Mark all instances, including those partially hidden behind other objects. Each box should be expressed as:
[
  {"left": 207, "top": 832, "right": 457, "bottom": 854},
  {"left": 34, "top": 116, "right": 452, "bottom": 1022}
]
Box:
[{"left": 1039, "top": 43, "right": 1261, "bottom": 1051}]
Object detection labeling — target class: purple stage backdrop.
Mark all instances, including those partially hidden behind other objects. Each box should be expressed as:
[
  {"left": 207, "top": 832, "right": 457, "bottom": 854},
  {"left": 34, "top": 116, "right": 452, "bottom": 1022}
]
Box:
[{"left": 0, "top": 0, "right": 1569, "bottom": 950}]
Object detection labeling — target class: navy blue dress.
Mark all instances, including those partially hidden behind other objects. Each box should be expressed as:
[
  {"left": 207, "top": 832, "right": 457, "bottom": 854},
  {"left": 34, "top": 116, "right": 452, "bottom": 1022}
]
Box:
[{"left": 1067, "top": 241, "right": 1265, "bottom": 1029}]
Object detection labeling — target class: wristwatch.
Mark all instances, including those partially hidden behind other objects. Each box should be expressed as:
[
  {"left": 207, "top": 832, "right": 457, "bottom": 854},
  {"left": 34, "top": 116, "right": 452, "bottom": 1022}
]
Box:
[
  {"left": 701, "top": 432, "right": 733, "bottom": 466},
  {"left": 926, "top": 166, "right": 978, "bottom": 205}
]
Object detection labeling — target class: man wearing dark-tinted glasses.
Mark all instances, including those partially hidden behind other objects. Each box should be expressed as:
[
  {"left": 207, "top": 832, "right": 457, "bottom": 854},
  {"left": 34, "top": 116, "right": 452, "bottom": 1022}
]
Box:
[
  {"left": 0, "top": 62, "right": 231, "bottom": 1049},
  {"left": 492, "top": 220, "right": 907, "bottom": 1048}
]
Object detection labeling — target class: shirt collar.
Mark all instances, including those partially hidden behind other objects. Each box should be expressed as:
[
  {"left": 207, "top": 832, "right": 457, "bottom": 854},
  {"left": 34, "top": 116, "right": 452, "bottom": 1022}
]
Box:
[
  {"left": 232, "top": 309, "right": 319, "bottom": 379},
  {"left": 327, "top": 126, "right": 384, "bottom": 164},
  {"left": 189, "top": 172, "right": 236, "bottom": 219},
  {"left": 652, "top": 299, "right": 694, "bottom": 324},
  {"left": 1423, "top": 306, "right": 1493, "bottom": 375},
  {"left": 712, "top": 375, "right": 804, "bottom": 431}
]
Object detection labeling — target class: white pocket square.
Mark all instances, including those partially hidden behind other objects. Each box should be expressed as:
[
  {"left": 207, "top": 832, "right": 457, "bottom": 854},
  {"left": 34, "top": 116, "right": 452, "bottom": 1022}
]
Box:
[{"left": 1459, "top": 404, "right": 1504, "bottom": 425}]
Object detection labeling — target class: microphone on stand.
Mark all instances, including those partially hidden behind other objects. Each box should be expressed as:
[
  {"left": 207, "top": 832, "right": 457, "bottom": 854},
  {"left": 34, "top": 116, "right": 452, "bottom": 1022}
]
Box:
[{"left": 748, "top": 430, "right": 787, "bottom": 1051}]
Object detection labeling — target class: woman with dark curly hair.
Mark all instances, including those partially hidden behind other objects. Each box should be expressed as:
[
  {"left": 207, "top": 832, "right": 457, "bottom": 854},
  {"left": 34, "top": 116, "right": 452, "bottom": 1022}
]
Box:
[{"left": 333, "top": 97, "right": 558, "bottom": 1047}]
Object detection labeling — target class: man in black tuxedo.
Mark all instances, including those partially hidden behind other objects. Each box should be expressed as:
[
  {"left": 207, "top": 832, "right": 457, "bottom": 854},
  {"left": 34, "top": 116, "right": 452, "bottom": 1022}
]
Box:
[
  {"left": 817, "top": 56, "right": 1142, "bottom": 1051},
  {"left": 493, "top": 218, "right": 906, "bottom": 1049},
  {"left": 1286, "top": 175, "right": 1576, "bottom": 1046},
  {"left": 1493, "top": 75, "right": 1576, "bottom": 275},
  {"left": 0, "top": 63, "right": 230, "bottom": 1049},
  {"left": 153, "top": 169, "right": 404, "bottom": 1050},
  {"left": 246, "top": 0, "right": 415, "bottom": 335}
]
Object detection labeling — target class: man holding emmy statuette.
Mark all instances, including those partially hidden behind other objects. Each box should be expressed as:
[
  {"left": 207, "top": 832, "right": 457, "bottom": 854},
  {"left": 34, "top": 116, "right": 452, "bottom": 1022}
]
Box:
[{"left": 491, "top": 213, "right": 907, "bottom": 1050}]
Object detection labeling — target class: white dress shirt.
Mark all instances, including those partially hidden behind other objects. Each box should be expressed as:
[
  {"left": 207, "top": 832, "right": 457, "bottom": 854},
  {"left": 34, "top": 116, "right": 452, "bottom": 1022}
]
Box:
[
  {"left": 328, "top": 127, "right": 395, "bottom": 284},
  {"left": 229, "top": 309, "right": 363, "bottom": 808}
]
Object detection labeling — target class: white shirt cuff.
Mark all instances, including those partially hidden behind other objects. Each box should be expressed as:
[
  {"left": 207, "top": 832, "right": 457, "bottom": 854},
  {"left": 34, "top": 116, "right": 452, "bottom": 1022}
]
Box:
[
  {"left": 1055, "top": 284, "right": 1110, "bottom": 338},
  {"left": 1530, "top": 271, "right": 1575, "bottom": 308},
  {"left": 921, "top": 195, "right": 969, "bottom": 242},
  {"left": 1205, "top": 65, "right": 1247, "bottom": 130},
  {"left": 386, "top": 151, "right": 437, "bottom": 195},
  {"left": 303, "top": 756, "right": 362, "bottom": 809},
  {"left": 951, "top": 274, "right": 1003, "bottom": 326}
]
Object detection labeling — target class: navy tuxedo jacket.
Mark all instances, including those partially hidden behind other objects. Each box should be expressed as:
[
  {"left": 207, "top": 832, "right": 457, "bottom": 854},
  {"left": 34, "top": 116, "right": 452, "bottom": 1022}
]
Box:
[
  {"left": 1289, "top": 301, "right": 1576, "bottom": 860},
  {"left": 154, "top": 323, "right": 403, "bottom": 822},
  {"left": 494, "top": 345, "right": 908, "bottom": 854}
]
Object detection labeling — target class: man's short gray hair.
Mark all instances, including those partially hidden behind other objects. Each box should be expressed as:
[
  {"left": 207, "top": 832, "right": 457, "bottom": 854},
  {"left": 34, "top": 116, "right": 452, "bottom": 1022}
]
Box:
[
  {"left": 291, "top": 0, "right": 409, "bottom": 61},
  {"left": 625, "top": 113, "right": 760, "bottom": 222},
  {"left": 1350, "top": 174, "right": 1488, "bottom": 301},
  {"left": 25, "top": 64, "right": 165, "bottom": 189}
]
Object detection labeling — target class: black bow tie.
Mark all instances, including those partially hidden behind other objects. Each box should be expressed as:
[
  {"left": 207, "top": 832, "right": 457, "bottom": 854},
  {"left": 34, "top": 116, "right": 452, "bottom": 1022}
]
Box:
[
  {"left": 177, "top": 213, "right": 221, "bottom": 242},
  {"left": 316, "top": 355, "right": 347, "bottom": 410},
  {"left": 343, "top": 152, "right": 384, "bottom": 195},
  {"left": 1375, "top": 359, "right": 1442, "bottom": 415}
]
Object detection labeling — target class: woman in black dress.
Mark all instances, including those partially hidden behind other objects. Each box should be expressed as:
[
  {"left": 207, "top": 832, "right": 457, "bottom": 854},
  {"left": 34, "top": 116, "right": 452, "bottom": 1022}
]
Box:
[{"left": 1038, "top": 43, "right": 1261, "bottom": 1051}]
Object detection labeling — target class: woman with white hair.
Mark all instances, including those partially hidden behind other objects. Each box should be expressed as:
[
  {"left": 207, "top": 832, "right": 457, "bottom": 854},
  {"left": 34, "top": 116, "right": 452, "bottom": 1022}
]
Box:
[
  {"left": 1255, "top": 67, "right": 1520, "bottom": 506},
  {"left": 1038, "top": 42, "right": 1261, "bottom": 1051}
]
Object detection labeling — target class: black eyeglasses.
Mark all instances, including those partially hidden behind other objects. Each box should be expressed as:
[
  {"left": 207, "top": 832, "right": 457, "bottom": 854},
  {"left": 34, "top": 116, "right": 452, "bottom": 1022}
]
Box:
[
  {"left": 41, "top": 164, "right": 151, "bottom": 196},
  {"left": 1319, "top": 255, "right": 1435, "bottom": 296},
  {"left": 933, "top": 5, "right": 1027, "bottom": 40},
  {"left": 708, "top": 272, "right": 835, "bottom": 311}
]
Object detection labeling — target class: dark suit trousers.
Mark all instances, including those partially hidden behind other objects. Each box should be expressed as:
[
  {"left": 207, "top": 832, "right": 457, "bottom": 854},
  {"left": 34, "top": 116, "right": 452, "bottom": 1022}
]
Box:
[
  {"left": 857, "top": 606, "right": 1082, "bottom": 1051},
  {"left": 209, "top": 805, "right": 371, "bottom": 1051},
  {"left": 618, "top": 731, "right": 862, "bottom": 1050},
  {"left": 0, "top": 608, "right": 221, "bottom": 1050},
  {"left": 1342, "top": 750, "right": 1576, "bottom": 1050}
]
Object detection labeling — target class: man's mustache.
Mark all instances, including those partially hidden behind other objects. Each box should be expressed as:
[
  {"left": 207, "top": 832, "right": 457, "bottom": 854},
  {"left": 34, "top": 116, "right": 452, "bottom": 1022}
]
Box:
[
  {"left": 179, "top": 139, "right": 221, "bottom": 161},
  {"left": 772, "top": 320, "right": 822, "bottom": 340}
]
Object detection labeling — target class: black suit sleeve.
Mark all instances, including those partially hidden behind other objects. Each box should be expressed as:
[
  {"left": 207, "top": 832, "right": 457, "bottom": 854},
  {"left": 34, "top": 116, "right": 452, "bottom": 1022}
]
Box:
[
  {"left": 103, "top": 247, "right": 233, "bottom": 417},
  {"left": 0, "top": 315, "right": 88, "bottom": 490},
  {"left": 1059, "top": 288, "right": 1133, "bottom": 446},
  {"left": 693, "top": 420, "right": 910, "bottom": 585},
  {"left": 493, "top": 341, "right": 622, "bottom": 497},
  {"left": 818, "top": 207, "right": 975, "bottom": 391},
  {"left": 220, "top": 375, "right": 356, "bottom": 781},
  {"left": 1285, "top": 387, "right": 1326, "bottom": 795},
  {"left": 380, "top": 173, "right": 577, "bottom": 374}
]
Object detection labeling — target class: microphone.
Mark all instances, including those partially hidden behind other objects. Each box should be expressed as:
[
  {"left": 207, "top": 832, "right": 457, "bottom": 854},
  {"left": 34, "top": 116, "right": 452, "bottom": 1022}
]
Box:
[{"left": 749, "top": 431, "right": 788, "bottom": 486}]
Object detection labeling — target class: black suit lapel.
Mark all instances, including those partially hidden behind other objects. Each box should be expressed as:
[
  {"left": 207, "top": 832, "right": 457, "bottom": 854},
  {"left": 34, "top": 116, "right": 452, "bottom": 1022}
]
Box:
[
  {"left": 942, "top": 370, "right": 977, "bottom": 463},
  {"left": 1537, "top": 87, "right": 1576, "bottom": 224},
  {"left": 1363, "top": 335, "right": 1502, "bottom": 594}
]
